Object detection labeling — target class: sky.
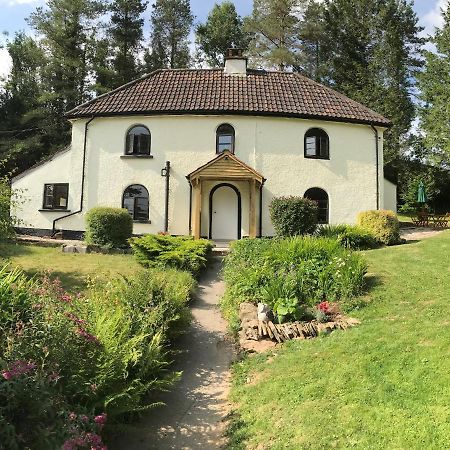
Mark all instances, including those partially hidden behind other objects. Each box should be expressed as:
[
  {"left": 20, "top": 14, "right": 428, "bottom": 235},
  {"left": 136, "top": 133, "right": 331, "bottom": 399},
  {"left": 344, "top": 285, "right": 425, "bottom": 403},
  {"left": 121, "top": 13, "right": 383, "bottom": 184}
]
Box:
[{"left": 0, "top": 0, "right": 448, "bottom": 78}]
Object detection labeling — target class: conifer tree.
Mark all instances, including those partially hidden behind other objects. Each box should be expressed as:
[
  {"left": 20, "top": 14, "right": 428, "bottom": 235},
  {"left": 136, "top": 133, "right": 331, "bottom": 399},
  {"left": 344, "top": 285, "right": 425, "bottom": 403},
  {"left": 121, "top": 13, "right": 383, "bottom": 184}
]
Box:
[
  {"left": 321, "top": 0, "right": 424, "bottom": 164},
  {"left": 145, "top": 0, "right": 194, "bottom": 71},
  {"left": 196, "top": 1, "right": 249, "bottom": 67},
  {"left": 418, "top": 4, "right": 450, "bottom": 165},
  {"left": 245, "top": 0, "right": 307, "bottom": 70},
  {"left": 109, "top": 0, "right": 147, "bottom": 87}
]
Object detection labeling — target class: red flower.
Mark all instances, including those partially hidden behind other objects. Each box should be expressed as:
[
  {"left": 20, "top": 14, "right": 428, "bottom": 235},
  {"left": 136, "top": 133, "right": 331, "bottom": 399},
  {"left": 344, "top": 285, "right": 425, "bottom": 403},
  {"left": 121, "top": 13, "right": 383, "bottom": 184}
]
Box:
[{"left": 317, "top": 301, "right": 330, "bottom": 313}]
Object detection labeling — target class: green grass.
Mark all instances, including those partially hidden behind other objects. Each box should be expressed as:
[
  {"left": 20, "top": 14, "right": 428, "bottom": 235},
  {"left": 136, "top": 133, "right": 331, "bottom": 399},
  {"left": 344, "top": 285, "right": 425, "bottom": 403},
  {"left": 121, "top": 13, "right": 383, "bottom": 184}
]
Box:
[
  {"left": 227, "top": 231, "right": 450, "bottom": 449},
  {"left": 0, "top": 242, "right": 141, "bottom": 292}
]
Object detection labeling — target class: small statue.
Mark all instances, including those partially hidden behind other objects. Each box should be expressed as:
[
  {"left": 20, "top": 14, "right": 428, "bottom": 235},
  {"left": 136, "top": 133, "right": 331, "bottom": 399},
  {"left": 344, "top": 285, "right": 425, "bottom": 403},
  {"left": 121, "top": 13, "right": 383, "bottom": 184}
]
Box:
[{"left": 257, "top": 303, "right": 271, "bottom": 322}]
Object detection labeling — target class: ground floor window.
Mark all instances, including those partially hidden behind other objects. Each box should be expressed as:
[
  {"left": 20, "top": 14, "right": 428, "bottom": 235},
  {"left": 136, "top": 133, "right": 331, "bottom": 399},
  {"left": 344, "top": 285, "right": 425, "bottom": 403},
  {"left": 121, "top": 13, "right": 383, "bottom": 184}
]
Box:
[
  {"left": 122, "top": 184, "right": 149, "bottom": 221},
  {"left": 304, "top": 187, "right": 329, "bottom": 224},
  {"left": 42, "top": 183, "right": 69, "bottom": 210}
]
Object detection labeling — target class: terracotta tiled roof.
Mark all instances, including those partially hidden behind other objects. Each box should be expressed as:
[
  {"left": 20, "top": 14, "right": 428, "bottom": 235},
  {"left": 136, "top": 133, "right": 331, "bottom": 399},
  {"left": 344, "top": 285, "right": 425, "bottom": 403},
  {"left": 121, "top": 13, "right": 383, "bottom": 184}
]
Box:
[{"left": 66, "top": 69, "right": 390, "bottom": 126}]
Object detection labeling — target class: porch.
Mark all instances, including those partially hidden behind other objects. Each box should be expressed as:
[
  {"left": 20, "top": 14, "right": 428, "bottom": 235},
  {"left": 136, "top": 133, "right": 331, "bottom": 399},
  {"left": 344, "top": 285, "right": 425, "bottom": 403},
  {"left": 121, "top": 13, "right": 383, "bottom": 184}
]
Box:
[{"left": 187, "top": 151, "right": 265, "bottom": 240}]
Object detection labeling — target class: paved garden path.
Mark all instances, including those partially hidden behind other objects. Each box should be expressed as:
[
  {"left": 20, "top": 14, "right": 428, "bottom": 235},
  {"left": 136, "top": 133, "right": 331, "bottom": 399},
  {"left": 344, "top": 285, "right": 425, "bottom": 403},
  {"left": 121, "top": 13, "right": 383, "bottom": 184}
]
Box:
[
  {"left": 400, "top": 227, "right": 445, "bottom": 241},
  {"left": 113, "top": 255, "right": 235, "bottom": 450}
]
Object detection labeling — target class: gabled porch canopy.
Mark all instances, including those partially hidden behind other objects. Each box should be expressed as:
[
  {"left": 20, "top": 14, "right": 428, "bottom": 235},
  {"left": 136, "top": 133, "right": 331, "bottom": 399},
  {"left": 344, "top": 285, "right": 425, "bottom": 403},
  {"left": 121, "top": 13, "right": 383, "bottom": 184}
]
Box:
[{"left": 187, "top": 151, "right": 266, "bottom": 240}]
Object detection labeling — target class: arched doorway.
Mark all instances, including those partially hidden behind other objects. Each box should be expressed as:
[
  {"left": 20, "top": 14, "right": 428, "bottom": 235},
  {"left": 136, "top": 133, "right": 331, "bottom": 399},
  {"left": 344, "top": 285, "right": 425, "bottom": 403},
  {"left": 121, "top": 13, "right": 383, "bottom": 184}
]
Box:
[
  {"left": 304, "top": 187, "right": 329, "bottom": 224},
  {"left": 209, "top": 183, "right": 241, "bottom": 240}
]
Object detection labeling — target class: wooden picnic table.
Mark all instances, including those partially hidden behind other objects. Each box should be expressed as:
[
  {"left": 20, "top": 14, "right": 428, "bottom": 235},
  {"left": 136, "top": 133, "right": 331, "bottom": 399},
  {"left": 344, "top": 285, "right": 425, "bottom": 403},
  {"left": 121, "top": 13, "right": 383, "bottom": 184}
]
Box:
[{"left": 411, "top": 213, "right": 449, "bottom": 228}]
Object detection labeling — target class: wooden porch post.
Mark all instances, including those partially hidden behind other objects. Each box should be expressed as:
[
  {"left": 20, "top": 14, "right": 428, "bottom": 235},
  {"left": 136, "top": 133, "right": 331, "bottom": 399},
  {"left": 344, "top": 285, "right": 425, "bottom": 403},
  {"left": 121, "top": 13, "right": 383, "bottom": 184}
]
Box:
[
  {"left": 192, "top": 179, "right": 202, "bottom": 239},
  {"left": 249, "top": 179, "right": 257, "bottom": 238}
]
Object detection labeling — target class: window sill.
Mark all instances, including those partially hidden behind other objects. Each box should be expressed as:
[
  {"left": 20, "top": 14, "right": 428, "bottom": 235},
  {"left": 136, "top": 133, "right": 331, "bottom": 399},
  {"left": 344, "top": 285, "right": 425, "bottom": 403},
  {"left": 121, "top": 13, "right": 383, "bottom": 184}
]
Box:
[
  {"left": 120, "top": 155, "right": 153, "bottom": 159},
  {"left": 133, "top": 220, "right": 151, "bottom": 224},
  {"left": 304, "top": 156, "right": 330, "bottom": 160},
  {"left": 39, "top": 209, "right": 71, "bottom": 212}
]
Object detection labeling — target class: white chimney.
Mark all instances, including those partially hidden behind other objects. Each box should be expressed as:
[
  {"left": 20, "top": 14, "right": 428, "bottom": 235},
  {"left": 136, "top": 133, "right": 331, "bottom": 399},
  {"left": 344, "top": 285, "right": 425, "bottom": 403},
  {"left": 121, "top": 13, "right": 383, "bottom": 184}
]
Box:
[{"left": 224, "top": 48, "right": 248, "bottom": 76}]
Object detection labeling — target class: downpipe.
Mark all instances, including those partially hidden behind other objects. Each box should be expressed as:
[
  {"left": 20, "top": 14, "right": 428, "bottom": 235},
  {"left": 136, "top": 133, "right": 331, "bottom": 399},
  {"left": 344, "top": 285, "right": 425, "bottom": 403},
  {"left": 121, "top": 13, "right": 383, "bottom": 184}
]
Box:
[{"left": 370, "top": 125, "right": 380, "bottom": 210}]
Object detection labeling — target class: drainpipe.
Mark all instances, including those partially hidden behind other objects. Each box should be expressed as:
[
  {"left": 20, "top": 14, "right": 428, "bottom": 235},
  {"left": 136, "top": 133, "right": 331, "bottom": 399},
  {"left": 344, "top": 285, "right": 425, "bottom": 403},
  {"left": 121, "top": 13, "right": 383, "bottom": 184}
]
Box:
[
  {"left": 370, "top": 125, "right": 380, "bottom": 210},
  {"left": 52, "top": 116, "right": 95, "bottom": 235},
  {"left": 258, "top": 181, "right": 264, "bottom": 237},
  {"left": 161, "top": 161, "right": 171, "bottom": 233}
]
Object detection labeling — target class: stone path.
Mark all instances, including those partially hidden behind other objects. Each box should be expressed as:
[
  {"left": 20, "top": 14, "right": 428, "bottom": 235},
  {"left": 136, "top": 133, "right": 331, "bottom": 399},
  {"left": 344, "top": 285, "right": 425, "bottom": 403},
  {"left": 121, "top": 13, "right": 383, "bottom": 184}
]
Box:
[
  {"left": 113, "top": 256, "right": 235, "bottom": 450},
  {"left": 400, "top": 227, "right": 445, "bottom": 241}
]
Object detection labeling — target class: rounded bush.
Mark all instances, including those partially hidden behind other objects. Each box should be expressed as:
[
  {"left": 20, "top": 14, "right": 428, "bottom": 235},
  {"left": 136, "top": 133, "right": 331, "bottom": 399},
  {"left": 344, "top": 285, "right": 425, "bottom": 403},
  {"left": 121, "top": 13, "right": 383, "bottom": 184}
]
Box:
[
  {"left": 269, "top": 196, "right": 318, "bottom": 237},
  {"left": 85, "top": 207, "right": 133, "bottom": 248},
  {"left": 316, "top": 224, "right": 379, "bottom": 250},
  {"left": 357, "top": 210, "right": 400, "bottom": 246}
]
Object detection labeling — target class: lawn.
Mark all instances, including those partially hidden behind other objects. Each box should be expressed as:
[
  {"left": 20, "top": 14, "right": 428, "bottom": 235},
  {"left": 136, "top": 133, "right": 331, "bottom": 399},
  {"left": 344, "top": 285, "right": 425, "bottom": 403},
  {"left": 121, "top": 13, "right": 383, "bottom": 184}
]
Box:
[
  {"left": 227, "top": 231, "right": 450, "bottom": 449},
  {"left": 0, "top": 241, "right": 141, "bottom": 292}
]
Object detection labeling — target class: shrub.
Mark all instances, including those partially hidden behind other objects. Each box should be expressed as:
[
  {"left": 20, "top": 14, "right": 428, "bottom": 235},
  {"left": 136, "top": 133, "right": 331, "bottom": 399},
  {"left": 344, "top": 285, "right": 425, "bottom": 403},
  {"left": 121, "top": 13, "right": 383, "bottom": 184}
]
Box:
[
  {"left": 357, "top": 210, "right": 400, "bottom": 246},
  {"left": 222, "top": 237, "right": 367, "bottom": 330},
  {"left": 269, "top": 196, "right": 318, "bottom": 237},
  {"left": 85, "top": 207, "right": 133, "bottom": 248},
  {"left": 316, "top": 224, "right": 379, "bottom": 250},
  {"left": 130, "top": 234, "right": 213, "bottom": 275},
  {"left": 0, "top": 263, "right": 195, "bottom": 448}
]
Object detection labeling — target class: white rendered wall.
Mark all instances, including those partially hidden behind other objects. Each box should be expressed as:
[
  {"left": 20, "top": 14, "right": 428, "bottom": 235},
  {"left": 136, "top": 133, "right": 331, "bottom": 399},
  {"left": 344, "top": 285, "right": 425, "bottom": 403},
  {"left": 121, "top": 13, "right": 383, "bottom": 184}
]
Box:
[
  {"left": 12, "top": 114, "right": 385, "bottom": 236},
  {"left": 383, "top": 178, "right": 397, "bottom": 213}
]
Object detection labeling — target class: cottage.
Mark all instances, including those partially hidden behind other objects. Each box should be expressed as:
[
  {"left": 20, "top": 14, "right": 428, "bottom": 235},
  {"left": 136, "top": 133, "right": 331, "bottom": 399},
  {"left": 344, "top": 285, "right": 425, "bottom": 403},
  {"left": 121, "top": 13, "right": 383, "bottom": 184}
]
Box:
[{"left": 12, "top": 49, "right": 395, "bottom": 241}]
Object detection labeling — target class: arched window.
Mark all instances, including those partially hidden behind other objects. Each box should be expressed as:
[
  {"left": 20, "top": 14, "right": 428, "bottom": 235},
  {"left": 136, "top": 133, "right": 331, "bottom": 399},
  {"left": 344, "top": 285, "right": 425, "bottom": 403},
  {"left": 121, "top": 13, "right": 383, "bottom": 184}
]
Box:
[
  {"left": 216, "top": 124, "right": 235, "bottom": 154},
  {"left": 125, "top": 125, "right": 151, "bottom": 155},
  {"left": 304, "top": 188, "right": 329, "bottom": 224},
  {"left": 122, "top": 185, "right": 149, "bottom": 221},
  {"left": 304, "top": 128, "right": 329, "bottom": 159}
]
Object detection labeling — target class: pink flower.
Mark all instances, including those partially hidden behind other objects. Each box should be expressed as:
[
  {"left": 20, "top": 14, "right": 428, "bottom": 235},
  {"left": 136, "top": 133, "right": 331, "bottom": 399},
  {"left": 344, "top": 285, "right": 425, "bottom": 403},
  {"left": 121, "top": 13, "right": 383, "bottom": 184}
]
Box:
[
  {"left": 69, "top": 412, "right": 77, "bottom": 421},
  {"left": 76, "top": 327, "right": 100, "bottom": 345},
  {"left": 94, "top": 413, "right": 107, "bottom": 425},
  {"left": 2, "top": 371, "right": 12, "bottom": 380},
  {"left": 48, "top": 371, "right": 61, "bottom": 382},
  {"left": 65, "top": 312, "right": 86, "bottom": 326},
  {"left": 61, "top": 294, "right": 73, "bottom": 303}
]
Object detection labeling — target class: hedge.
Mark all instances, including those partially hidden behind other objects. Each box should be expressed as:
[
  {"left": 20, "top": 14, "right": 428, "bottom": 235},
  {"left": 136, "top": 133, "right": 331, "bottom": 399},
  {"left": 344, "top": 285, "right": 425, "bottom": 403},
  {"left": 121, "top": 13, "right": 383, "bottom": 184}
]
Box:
[
  {"left": 269, "top": 196, "right": 318, "bottom": 237},
  {"left": 357, "top": 210, "right": 401, "bottom": 246},
  {"left": 85, "top": 207, "right": 133, "bottom": 248},
  {"left": 130, "top": 234, "right": 213, "bottom": 275}
]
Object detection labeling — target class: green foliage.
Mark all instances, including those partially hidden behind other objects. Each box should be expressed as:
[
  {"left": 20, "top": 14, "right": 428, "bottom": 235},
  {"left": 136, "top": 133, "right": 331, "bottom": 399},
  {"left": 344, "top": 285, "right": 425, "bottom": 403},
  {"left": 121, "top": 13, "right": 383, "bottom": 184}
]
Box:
[
  {"left": 145, "top": 0, "right": 194, "bottom": 71},
  {"left": 130, "top": 234, "right": 213, "bottom": 275},
  {"left": 418, "top": 5, "right": 450, "bottom": 165},
  {"left": 0, "top": 176, "right": 22, "bottom": 240},
  {"left": 245, "top": 0, "right": 307, "bottom": 70},
  {"left": 321, "top": 0, "right": 424, "bottom": 164},
  {"left": 108, "top": 0, "right": 147, "bottom": 88},
  {"left": 222, "top": 237, "right": 367, "bottom": 331},
  {"left": 316, "top": 224, "right": 379, "bottom": 250},
  {"left": 196, "top": 2, "right": 249, "bottom": 67},
  {"left": 227, "top": 232, "right": 450, "bottom": 450},
  {"left": 0, "top": 263, "right": 195, "bottom": 448},
  {"left": 85, "top": 207, "right": 133, "bottom": 248},
  {"left": 357, "top": 210, "right": 400, "bottom": 246},
  {"left": 269, "top": 196, "right": 318, "bottom": 237}
]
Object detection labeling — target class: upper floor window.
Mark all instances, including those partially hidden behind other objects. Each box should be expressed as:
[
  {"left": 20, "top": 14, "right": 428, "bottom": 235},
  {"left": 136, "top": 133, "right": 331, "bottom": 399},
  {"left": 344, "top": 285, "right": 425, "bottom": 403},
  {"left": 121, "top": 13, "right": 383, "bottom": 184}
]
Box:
[
  {"left": 304, "top": 187, "right": 329, "bottom": 224},
  {"left": 122, "top": 184, "right": 149, "bottom": 221},
  {"left": 304, "top": 128, "right": 329, "bottom": 159},
  {"left": 42, "top": 183, "right": 69, "bottom": 210},
  {"left": 216, "top": 124, "right": 235, "bottom": 154},
  {"left": 125, "top": 125, "right": 151, "bottom": 155}
]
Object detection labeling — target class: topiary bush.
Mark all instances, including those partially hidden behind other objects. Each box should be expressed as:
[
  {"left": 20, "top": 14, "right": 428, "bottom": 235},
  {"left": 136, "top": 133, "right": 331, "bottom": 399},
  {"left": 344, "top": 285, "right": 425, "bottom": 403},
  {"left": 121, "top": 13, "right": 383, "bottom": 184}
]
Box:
[
  {"left": 85, "top": 207, "right": 133, "bottom": 248},
  {"left": 316, "top": 224, "right": 379, "bottom": 250},
  {"left": 357, "top": 210, "right": 401, "bottom": 246},
  {"left": 130, "top": 234, "right": 213, "bottom": 276},
  {"left": 269, "top": 196, "right": 318, "bottom": 237}
]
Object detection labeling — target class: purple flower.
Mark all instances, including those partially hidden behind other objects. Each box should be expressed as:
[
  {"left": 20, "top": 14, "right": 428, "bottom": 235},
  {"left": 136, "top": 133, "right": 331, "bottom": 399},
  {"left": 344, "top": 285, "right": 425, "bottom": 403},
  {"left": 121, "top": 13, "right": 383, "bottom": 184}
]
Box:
[
  {"left": 76, "top": 327, "right": 100, "bottom": 345},
  {"left": 2, "top": 360, "right": 37, "bottom": 380},
  {"left": 94, "top": 413, "right": 107, "bottom": 426},
  {"left": 2, "top": 371, "right": 12, "bottom": 380}
]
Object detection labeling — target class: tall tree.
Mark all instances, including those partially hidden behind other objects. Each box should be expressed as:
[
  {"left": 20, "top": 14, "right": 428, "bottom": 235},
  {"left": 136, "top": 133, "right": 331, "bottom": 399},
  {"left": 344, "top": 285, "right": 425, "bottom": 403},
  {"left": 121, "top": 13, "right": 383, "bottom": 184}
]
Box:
[
  {"left": 0, "top": 33, "right": 55, "bottom": 175},
  {"left": 109, "top": 0, "right": 147, "bottom": 87},
  {"left": 196, "top": 1, "right": 249, "bottom": 67},
  {"left": 321, "top": 0, "right": 424, "bottom": 164},
  {"left": 145, "top": 0, "right": 194, "bottom": 71},
  {"left": 298, "top": 0, "right": 327, "bottom": 81},
  {"left": 28, "top": 0, "right": 104, "bottom": 112},
  {"left": 244, "top": 0, "right": 307, "bottom": 71},
  {"left": 418, "top": 4, "right": 450, "bottom": 165}
]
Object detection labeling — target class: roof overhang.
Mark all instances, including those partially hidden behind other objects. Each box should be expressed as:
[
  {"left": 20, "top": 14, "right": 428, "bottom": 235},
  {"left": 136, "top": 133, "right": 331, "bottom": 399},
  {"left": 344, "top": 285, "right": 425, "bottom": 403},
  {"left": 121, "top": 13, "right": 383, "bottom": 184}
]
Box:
[{"left": 187, "top": 151, "right": 265, "bottom": 184}]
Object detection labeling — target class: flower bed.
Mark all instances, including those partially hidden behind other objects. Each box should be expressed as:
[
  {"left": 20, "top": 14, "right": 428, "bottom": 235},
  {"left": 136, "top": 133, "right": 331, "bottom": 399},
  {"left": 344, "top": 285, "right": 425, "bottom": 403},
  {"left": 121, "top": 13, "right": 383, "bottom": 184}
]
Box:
[
  {"left": 221, "top": 237, "right": 367, "bottom": 333},
  {"left": 0, "top": 264, "right": 195, "bottom": 449}
]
